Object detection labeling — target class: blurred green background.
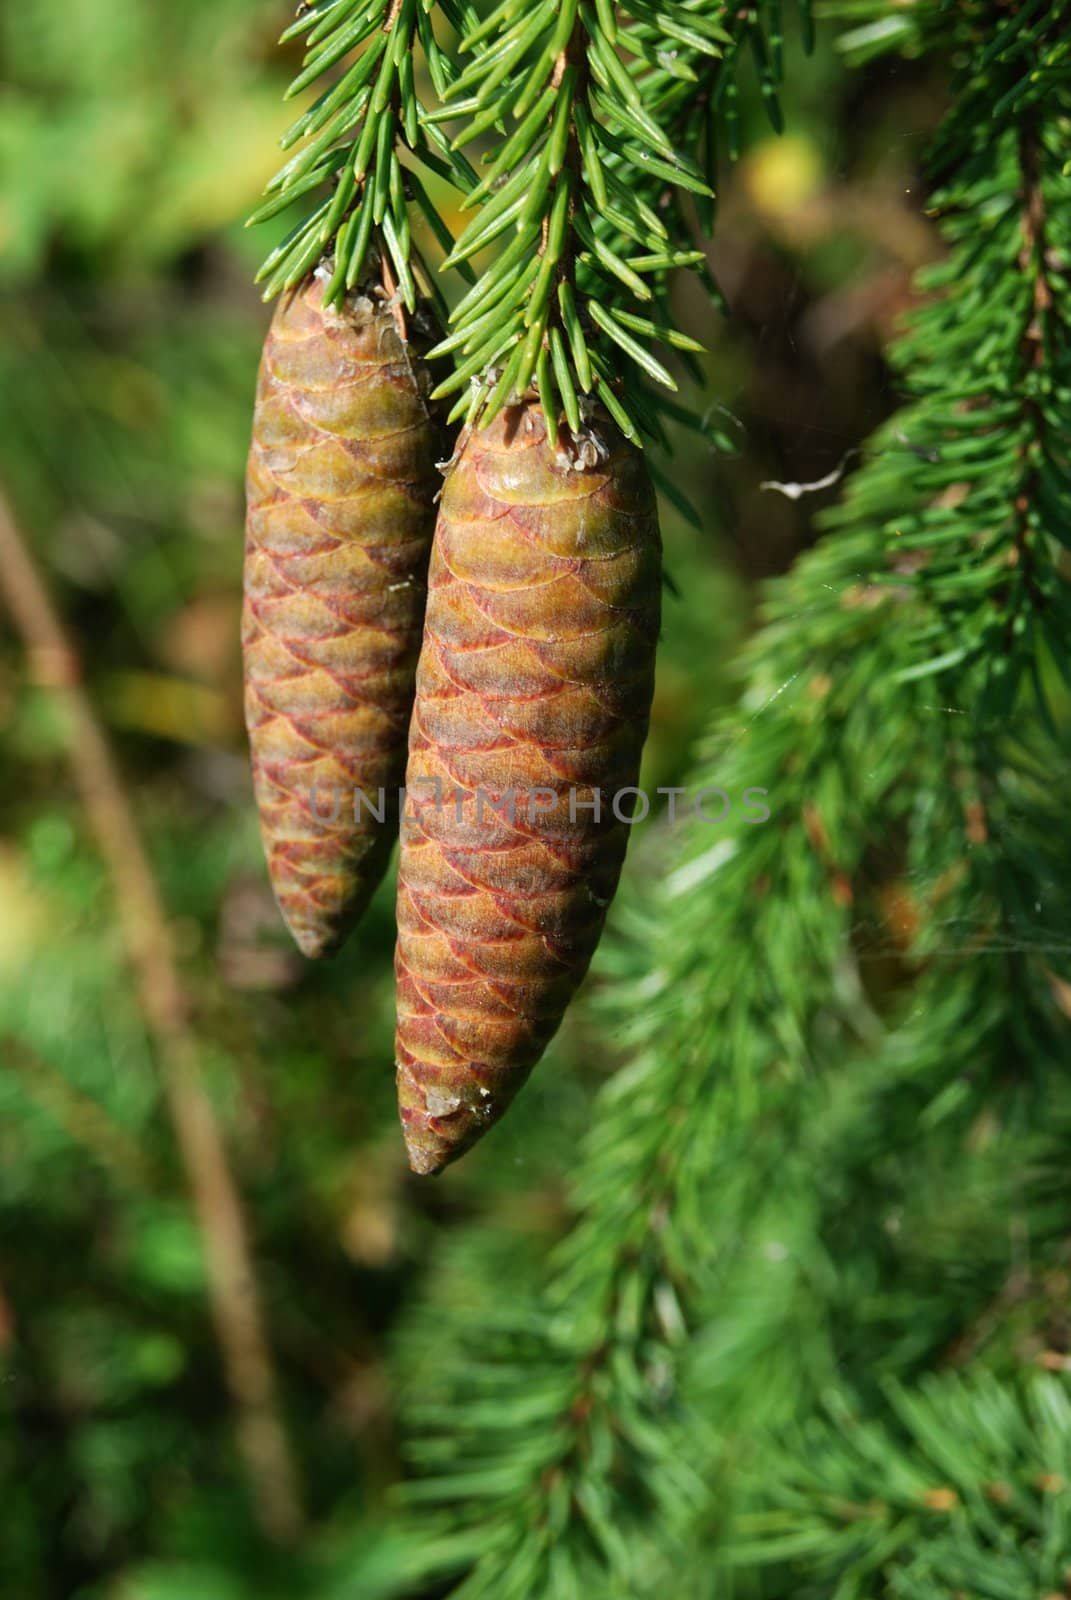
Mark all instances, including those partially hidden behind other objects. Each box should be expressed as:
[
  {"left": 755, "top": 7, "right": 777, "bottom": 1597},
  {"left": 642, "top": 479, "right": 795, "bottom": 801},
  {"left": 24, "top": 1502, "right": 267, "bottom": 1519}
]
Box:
[{"left": 0, "top": 5, "right": 943, "bottom": 1595}]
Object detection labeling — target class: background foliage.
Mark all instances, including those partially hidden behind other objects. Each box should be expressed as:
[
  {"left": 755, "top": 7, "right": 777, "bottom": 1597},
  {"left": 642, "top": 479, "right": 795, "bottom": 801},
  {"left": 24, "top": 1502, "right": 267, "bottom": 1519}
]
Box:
[{"left": 4, "top": 1, "right": 1067, "bottom": 1597}]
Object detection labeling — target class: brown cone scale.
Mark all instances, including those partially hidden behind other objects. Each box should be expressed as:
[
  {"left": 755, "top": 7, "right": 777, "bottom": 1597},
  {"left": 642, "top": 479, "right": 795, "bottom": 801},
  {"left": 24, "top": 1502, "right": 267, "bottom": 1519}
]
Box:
[
  {"left": 243, "top": 273, "right": 442, "bottom": 958},
  {"left": 395, "top": 402, "right": 661, "bottom": 1173}
]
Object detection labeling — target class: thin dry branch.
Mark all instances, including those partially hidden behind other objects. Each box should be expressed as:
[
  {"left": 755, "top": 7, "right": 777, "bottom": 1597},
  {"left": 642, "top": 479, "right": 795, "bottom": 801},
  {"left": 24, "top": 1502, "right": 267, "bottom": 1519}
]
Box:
[{"left": 0, "top": 488, "right": 304, "bottom": 1544}]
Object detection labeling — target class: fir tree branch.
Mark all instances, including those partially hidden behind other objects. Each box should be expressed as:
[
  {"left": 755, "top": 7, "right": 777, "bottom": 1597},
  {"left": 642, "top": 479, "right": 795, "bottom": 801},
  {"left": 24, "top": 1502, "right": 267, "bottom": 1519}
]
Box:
[
  {"left": 256, "top": 0, "right": 812, "bottom": 436},
  {"left": 435, "top": 0, "right": 811, "bottom": 440},
  {"left": 730, "top": 1369, "right": 1071, "bottom": 1591},
  {"left": 251, "top": 0, "right": 475, "bottom": 311},
  {"left": 429, "top": 0, "right": 718, "bottom": 436},
  {"left": 397, "top": 522, "right": 949, "bottom": 1595},
  {"left": 596, "top": 0, "right": 814, "bottom": 446},
  {"left": 393, "top": 2, "right": 1071, "bottom": 1592},
  {"left": 1006, "top": 118, "right": 1054, "bottom": 643}
]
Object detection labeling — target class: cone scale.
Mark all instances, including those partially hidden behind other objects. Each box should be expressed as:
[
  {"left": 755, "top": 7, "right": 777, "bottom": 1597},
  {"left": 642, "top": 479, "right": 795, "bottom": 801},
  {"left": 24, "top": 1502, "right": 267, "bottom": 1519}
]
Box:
[
  {"left": 395, "top": 402, "right": 661, "bottom": 1173},
  {"left": 243, "top": 273, "right": 442, "bottom": 958}
]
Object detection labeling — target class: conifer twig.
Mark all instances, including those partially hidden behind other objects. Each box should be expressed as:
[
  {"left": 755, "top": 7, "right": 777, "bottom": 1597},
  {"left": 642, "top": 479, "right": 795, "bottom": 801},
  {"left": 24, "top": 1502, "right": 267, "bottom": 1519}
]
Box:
[
  {"left": 392, "top": 5, "right": 1071, "bottom": 1590},
  {"left": 0, "top": 488, "right": 304, "bottom": 1545},
  {"left": 429, "top": 0, "right": 716, "bottom": 437},
  {"left": 250, "top": 0, "right": 474, "bottom": 310}
]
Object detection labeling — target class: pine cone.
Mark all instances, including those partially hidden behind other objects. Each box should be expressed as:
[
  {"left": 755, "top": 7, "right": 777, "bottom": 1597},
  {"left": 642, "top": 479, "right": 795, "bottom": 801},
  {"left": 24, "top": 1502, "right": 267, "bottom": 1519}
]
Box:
[
  {"left": 243, "top": 272, "right": 442, "bottom": 958},
  {"left": 395, "top": 402, "right": 661, "bottom": 1173}
]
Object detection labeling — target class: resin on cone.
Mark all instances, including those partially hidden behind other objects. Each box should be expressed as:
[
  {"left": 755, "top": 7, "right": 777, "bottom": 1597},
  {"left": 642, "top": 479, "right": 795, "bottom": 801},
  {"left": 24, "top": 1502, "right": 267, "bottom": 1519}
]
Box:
[
  {"left": 243, "top": 270, "right": 442, "bottom": 957},
  {"left": 395, "top": 401, "right": 661, "bottom": 1173}
]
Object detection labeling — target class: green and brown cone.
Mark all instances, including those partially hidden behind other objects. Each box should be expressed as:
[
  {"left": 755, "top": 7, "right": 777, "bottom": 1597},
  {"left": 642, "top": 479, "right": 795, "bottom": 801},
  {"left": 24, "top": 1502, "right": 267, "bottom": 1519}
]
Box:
[
  {"left": 243, "top": 271, "right": 442, "bottom": 958},
  {"left": 395, "top": 401, "right": 662, "bottom": 1173}
]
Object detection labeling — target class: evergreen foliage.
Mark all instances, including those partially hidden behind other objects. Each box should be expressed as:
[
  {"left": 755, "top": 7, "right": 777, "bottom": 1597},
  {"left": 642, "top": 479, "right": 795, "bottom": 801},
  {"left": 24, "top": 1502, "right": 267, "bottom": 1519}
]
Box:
[
  {"left": 732, "top": 1371, "right": 1071, "bottom": 1596},
  {"left": 251, "top": 0, "right": 475, "bottom": 313},
  {"left": 251, "top": 0, "right": 812, "bottom": 435},
  {"left": 375, "top": 0, "right": 1071, "bottom": 1592},
  {"left": 3, "top": 0, "right": 1071, "bottom": 1593}
]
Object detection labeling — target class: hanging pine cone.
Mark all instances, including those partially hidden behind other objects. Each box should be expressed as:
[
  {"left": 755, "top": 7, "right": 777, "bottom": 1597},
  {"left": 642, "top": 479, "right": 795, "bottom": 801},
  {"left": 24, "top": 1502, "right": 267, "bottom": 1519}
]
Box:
[
  {"left": 243, "top": 270, "right": 443, "bottom": 958},
  {"left": 394, "top": 402, "right": 661, "bottom": 1173}
]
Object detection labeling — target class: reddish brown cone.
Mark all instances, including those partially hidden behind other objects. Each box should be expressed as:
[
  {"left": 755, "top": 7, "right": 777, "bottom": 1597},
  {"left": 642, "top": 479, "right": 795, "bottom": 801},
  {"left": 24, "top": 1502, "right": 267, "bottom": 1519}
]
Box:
[
  {"left": 394, "top": 402, "right": 661, "bottom": 1173},
  {"left": 243, "top": 273, "right": 442, "bottom": 957}
]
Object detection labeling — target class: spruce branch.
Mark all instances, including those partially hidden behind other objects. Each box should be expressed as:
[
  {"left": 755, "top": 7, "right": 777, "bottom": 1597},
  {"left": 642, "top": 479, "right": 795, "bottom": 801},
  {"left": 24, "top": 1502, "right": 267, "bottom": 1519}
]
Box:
[
  {"left": 433, "top": 0, "right": 812, "bottom": 440},
  {"left": 730, "top": 1370, "right": 1071, "bottom": 1592},
  {"left": 597, "top": 0, "right": 815, "bottom": 448},
  {"left": 820, "top": 0, "right": 1071, "bottom": 721},
  {"left": 254, "top": 0, "right": 814, "bottom": 437},
  {"left": 251, "top": 0, "right": 476, "bottom": 311},
  {"left": 429, "top": 0, "right": 719, "bottom": 437},
  {"left": 392, "top": 1, "right": 1071, "bottom": 1591},
  {"left": 396, "top": 521, "right": 943, "bottom": 1596}
]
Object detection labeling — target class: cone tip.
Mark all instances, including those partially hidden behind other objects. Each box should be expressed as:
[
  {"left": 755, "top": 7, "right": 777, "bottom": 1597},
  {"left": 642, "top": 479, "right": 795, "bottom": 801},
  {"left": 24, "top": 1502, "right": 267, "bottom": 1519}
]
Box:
[
  {"left": 404, "top": 1135, "right": 449, "bottom": 1177},
  {"left": 288, "top": 919, "right": 343, "bottom": 961}
]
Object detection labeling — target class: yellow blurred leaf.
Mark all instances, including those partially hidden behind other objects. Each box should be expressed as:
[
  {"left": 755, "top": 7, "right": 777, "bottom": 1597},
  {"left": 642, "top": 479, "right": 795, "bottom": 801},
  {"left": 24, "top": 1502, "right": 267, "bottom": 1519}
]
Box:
[
  {"left": 101, "top": 671, "right": 235, "bottom": 744},
  {"left": 0, "top": 843, "right": 52, "bottom": 970},
  {"left": 742, "top": 135, "right": 825, "bottom": 220}
]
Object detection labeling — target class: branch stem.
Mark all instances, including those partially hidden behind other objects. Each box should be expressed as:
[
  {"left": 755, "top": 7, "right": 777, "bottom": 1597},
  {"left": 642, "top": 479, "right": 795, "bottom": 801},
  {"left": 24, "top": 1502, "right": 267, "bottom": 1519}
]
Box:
[
  {"left": 1002, "top": 120, "right": 1054, "bottom": 637},
  {"left": 0, "top": 489, "right": 305, "bottom": 1545}
]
